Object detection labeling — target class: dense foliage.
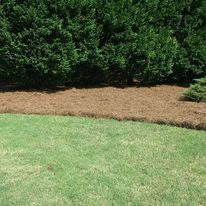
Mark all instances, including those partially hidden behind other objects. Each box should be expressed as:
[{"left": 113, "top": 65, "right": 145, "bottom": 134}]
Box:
[
  {"left": 183, "top": 77, "right": 206, "bottom": 102},
  {"left": 0, "top": 0, "right": 205, "bottom": 86}
]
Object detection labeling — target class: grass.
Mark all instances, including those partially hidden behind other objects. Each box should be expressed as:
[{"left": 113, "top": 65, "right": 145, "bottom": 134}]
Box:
[{"left": 0, "top": 114, "right": 206, "bottom": 206}]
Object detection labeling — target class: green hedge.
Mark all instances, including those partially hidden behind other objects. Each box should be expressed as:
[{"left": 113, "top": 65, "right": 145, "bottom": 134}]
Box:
[{"left": 0, "top": 0, "right": 205, "bottom": 86}]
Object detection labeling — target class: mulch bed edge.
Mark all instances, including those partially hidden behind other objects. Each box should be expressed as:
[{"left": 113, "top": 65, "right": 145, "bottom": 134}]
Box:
[{"left": 1, "top": 111, "right": 205, "bottom": 131}]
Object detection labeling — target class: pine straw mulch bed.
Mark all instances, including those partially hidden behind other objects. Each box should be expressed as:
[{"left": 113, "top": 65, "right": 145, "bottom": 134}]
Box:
[{"left": 0, "top": 85, "right": 205, "bottom": 130}]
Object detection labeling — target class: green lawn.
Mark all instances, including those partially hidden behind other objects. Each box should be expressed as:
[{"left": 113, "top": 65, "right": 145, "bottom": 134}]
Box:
[{"left": 0, "top": 114, "right": 206, "bottom": 206}]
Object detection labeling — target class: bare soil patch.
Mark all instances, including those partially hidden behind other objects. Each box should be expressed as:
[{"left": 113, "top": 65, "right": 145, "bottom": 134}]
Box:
[{"left": 0, "top": 85, "right": 205, "bottom": 130}]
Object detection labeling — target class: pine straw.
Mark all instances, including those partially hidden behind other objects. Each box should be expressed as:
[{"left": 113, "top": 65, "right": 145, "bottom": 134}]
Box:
[{"left": 0, "top": 85, "right": 205, "bottom": 130}]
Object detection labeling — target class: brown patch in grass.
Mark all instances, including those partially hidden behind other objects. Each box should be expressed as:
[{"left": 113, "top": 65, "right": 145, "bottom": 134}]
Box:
[
  {"left": 0, "top": 85, "right": 205, "bottom": 130},
  {"left": 47, "top": 165, "right": 53, "bottom": 171}
]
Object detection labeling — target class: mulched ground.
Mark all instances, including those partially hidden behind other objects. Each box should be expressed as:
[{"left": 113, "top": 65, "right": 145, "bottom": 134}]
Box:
[{"left": 0, "top": 85, "right": 205, "bottom": 130}]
